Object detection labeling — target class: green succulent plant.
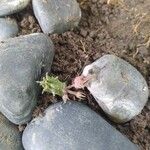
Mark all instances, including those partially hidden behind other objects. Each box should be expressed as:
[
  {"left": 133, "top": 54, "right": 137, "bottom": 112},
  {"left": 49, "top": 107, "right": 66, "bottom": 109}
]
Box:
[
  {"left": 37, "top": 73, "right": 66, "bottom": 97},
  {"left": 38, "top": 73, "right": 86, "bottom": 102}
]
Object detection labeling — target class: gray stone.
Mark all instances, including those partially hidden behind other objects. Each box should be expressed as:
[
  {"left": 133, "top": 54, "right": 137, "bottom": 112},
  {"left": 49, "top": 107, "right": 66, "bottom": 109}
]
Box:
[
  {"left": 82, "top": 55, "right": 149, "bottom": 123},
  {"left": 0, "top": 113, "right": 23, "bottom": 150},
  {"left": 0, "top": 18, "right": 18, "bottom": 40},
  {"left": 32, "top": 0, "right": 81, "bottom": 34},
  {"left": 0, "top": 0, "right": 30, "bottom": 17},
  {"left": 0, "top": 33, "right": 54, "bottom": 124},
  {"left": 22, "top": 101, "right": 138, "bottom": 150}
]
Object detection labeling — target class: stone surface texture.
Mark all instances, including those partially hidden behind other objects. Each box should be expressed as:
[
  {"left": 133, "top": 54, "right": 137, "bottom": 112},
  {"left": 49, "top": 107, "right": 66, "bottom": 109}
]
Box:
[
  {"left": 0, "top": 18, "right": 18, "bottom": 40},
  {"left": 0, "top": 113, "right": 23, "bottom": 150},
  {"left": 32, "top": 0, "right": 81, "bottom": 34},
  {"left": 82, "top": 55, "right": 149, "bottom": 123},
  {"left": 22, "top": 101, "right": 138, "bottom": 150},
  {"left": 0, "top": 33, "right": 54, "bottom": 124},
  {"left": 0, "top": 0, "right": 30, "bottom": 17}
]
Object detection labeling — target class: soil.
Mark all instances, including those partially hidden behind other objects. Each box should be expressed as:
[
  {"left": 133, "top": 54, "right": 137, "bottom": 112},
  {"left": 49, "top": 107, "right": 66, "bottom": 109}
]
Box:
[{"left": 13, "top": 0, "right": 149, "bottom": 149}]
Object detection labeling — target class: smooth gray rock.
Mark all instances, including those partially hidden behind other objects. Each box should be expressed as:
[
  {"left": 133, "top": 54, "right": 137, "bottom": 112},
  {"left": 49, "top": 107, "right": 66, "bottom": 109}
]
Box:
[
  {"left": 22, "top": 101, "right": 138, "bottom": 150},
  {"left": 32, "top": 0, "right": 81, "bottom": 34},
  {"left": 0, "top": 113, "right": 23, "bottom": 150},
  {"left": 82, "top": 55, "right": 149, "bottom": 123},
  {"left": 0, "top": 33, "right": 54, "bottom": 124},
  {"left": 0, "top": 0, "right": 30, "bottom": 17},
  {"left": 0, "top": 18, "right": 18, "bottom": 40}
]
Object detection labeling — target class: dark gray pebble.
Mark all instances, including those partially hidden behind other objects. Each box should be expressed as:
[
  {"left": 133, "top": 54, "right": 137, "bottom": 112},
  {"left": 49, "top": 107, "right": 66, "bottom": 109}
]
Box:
[
  {"left": 32, "top": 0, "right": 81, "bottom": 34},
  {"left": 22, "top": 101, "right": 138, "bottom": 150},
  {"left": 0, "top": 113, "right": 23, "bottom": 150},
  {"left": 0, "top": 33, "right": 54, "bottom": 124},
  {"left": 0, "top": 0, "right": 30, "bottom": 17},
  {"left": 0, "top": 18, "right": 18, "bottom": 40}
]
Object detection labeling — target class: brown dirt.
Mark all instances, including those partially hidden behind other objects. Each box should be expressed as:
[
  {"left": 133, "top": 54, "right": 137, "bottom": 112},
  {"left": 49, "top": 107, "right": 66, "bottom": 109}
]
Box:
[{"left": 13, "top": 0, "right": 149, "bottom": 149}]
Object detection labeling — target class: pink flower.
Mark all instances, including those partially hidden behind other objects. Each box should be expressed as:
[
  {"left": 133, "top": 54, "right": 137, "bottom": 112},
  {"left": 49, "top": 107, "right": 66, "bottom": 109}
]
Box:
[{"left": 73, "top": 75, "right": 90, "bottom": 89}]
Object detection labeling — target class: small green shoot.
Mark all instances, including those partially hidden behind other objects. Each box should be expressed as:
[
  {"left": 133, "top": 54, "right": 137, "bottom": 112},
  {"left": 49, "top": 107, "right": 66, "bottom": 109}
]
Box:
[
  {"left": 37, "top": 73, "right": 66, "bottom": 97},
  {"left": 37, "top": 73, "right": 86, "bottom": 102}
]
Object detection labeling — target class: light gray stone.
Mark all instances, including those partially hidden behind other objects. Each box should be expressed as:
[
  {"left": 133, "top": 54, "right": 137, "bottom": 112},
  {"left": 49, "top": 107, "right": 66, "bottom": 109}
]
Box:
[
  {"left": 0, "top": 33, "right": 54, "bottom": 124},
  {"left": 32, "top": 0, "right": 81, "bottom": 34},
  {"left": 0, "top": 113, "right": 23, "bottom": 150},
  {"left": 0, "top": 18, "right": 18, "bottom": 40},
  {"left": 0, "top": 0, "right": 30, "bottom": 17},
  {"left": 22, "top": 101, "right": 138, "bottom": 150},
  {"left": 82, "top": 55, "right": 149, "bottom": 123}
]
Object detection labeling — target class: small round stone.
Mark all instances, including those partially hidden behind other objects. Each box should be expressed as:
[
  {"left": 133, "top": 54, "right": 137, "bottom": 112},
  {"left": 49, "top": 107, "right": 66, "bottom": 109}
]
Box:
[
  {"left": 0, "top": 0, "right": 30, "bottom": 17},
  {"left": 32, "top": 0, "right": 81, "bottom": 34},
  {"left": 22, "top": 101, "right": 138, "bottom": 150},
  {"left": 82, "top": 55, "right": 149, "bottom": 123},
  {"left": 0, "top": 113, "right": 23, "bottom": 150},
  {"left": 0, "top": 33, "right": 54, "bottom": 124},
  {"left": 0, "top": 18, "right": 18, "bottom": 40}
]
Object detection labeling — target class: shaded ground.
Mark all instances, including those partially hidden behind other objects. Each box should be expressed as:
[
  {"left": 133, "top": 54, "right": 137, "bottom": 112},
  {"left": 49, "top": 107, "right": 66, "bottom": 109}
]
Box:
[{"left": 14, "top": 0, "right": 150, "bottom": 149}]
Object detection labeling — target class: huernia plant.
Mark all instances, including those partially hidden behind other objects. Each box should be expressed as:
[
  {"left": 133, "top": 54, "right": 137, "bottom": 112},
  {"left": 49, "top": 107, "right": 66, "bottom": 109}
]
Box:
[{"left": 37, "top": 73, "right": 88, "bottom": 102}]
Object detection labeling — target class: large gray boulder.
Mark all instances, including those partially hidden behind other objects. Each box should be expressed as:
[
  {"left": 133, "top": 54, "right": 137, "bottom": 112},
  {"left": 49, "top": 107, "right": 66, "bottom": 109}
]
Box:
[
  {"left": 32, "top": 0, "right": 81, "bottom": 34},
  {"left": 22, "top": 101, "right": 138, "bottom": 150},
  {"left": 0, "top": 0, "right": 30, "bottom": 17},
  {"left": 0, "top": 33, "right": 54, "bottom": 124},
  {"left": 82, "top": 55, "right": 149, "bottom": 123},
  {"left": 0, "top": 18, "right": 18, "bottom": 40},
  {"left": 0, "top": 113, "right": 23, "bottom": 150}
]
